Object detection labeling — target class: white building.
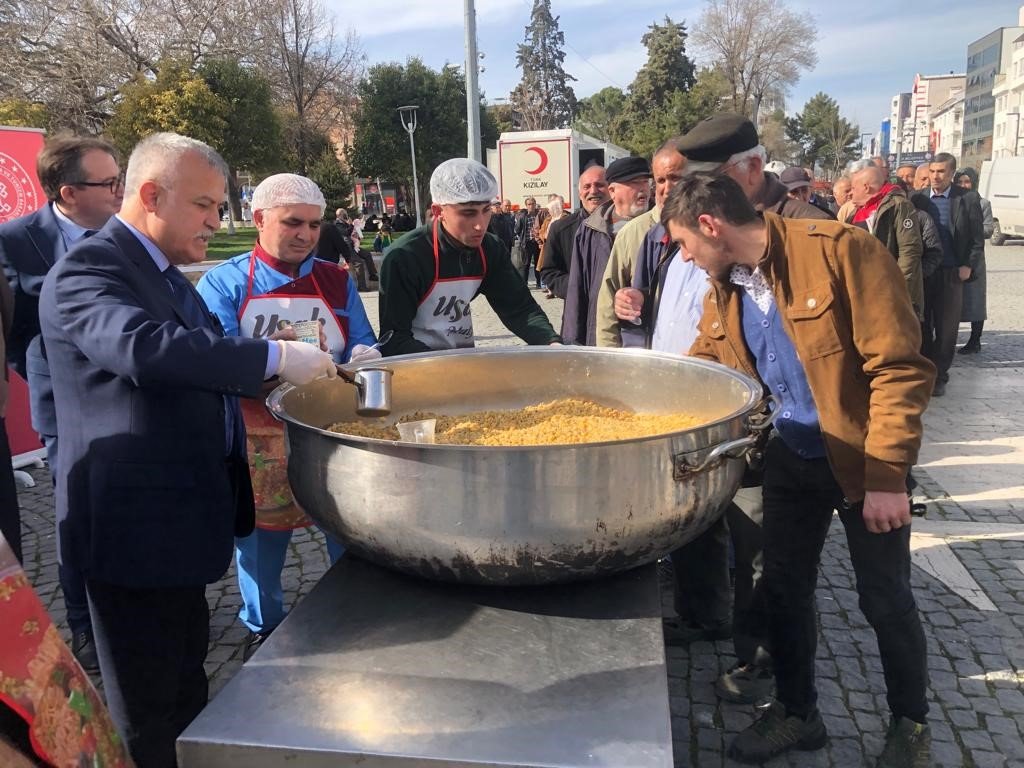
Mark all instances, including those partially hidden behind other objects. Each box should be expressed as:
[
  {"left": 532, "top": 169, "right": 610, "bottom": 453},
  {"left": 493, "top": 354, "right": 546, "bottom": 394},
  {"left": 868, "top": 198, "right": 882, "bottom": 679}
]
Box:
[
  {"left": 931, "top": 93, "right": 965, "bottom": 158},
  {"left": 992, "top": 24, "right": 1024, "bottom": 159},
  {"left": 907, "top": 73, "right": 965, "bottom": 153}
]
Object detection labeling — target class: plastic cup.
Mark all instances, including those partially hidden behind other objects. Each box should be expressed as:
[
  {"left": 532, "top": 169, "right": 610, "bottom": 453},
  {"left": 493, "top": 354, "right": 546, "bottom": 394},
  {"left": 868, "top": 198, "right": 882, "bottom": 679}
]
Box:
[
  {"left": 291, "top": 320, "right": 321, "bottom": 347},
  {"left": 397, "top": 418, "right": 436, "bottom": 444}
]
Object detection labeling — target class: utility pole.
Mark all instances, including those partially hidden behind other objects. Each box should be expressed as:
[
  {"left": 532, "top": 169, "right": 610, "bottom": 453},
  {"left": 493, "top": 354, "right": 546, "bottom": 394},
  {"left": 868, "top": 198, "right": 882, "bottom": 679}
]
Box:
[{"left": 464, "top": 0, "right": 482, "bottom": 162}]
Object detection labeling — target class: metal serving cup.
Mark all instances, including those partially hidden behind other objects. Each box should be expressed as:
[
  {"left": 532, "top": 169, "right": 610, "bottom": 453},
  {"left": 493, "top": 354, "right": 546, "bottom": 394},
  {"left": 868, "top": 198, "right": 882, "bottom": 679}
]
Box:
[{"left": 352, "top": 367, "right": 393, "bottom": 417}]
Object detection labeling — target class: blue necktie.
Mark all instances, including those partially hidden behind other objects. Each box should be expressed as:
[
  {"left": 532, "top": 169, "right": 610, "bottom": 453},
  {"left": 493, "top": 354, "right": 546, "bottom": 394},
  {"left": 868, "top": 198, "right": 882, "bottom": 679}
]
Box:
[
  {"left": 164, "top": 266, "right": 210, "bottom": 329},
  {"left": 164, "top": 266, "right": 244, "bottom": 456}
]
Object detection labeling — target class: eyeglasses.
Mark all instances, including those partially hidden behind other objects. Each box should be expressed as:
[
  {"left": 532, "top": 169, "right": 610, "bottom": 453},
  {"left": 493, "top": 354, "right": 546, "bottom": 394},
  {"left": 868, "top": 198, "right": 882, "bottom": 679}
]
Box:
[{"left": 72, "top": 176, "right": 124, "bottom": 194}]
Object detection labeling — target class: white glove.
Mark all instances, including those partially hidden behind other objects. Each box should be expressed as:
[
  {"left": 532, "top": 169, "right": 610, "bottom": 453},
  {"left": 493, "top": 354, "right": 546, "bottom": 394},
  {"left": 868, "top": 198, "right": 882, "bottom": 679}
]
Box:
[
  {"left": 275, "top": 340, "right": 337, "bottom": 385},
  {"left": 348, "top": 344, "right": 383, "bottom": 364}
]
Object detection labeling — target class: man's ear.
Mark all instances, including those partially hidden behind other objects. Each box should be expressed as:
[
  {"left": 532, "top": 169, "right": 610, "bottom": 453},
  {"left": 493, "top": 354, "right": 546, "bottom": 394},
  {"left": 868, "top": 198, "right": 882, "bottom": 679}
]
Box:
[
  {"left": 138, "top": 180, "right": 160, "bottom": 212},
  {"left": 698, "top": 213, "right": 718, "bottom": 238}
]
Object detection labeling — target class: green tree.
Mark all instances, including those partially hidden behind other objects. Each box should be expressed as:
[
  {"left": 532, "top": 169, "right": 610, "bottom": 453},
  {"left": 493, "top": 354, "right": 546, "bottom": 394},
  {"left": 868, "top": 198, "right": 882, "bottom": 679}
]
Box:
[
  {"left": 619, "top": 68, "right": 730, "bottom": 157},
  {"left": 510, "top": 0, "right": 577, "bottom": 130},
  {"left": 0, "top": 100, "right": 49, "bottom": 129},
  {"left": 107, "top": 63, "right": 229, "bottom": 158},
  {"left": 574, "top": 87, "right": 626, "bottom": 142},
  {"left": 307, "top": 146, "right": 354, "bottom": 213},
  {"left": 786, "top": 93, "right": 859, "bottom": 178},
  {"left": 346, "top": 58, "right": 498, "bottom": 212},
  {"left": 627, "top": 17, "right": 696, "bottom": 115},
  {"left": 199, "top": 59, "right": 284, "bottom": 217}
]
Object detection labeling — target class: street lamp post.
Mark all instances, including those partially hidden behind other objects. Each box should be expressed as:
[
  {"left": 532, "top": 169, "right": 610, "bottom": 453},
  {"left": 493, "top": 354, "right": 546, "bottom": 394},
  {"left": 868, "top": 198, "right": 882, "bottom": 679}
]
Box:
[{"left": 398, "top": 105, "right": 423, "bottom": 228}]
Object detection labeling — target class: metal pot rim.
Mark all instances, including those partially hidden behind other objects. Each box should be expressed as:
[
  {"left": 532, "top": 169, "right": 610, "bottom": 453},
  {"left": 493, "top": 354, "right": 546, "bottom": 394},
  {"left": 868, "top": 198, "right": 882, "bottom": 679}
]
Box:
[{"left": 268, "top": 346, "right": 763, "bottom": 452}]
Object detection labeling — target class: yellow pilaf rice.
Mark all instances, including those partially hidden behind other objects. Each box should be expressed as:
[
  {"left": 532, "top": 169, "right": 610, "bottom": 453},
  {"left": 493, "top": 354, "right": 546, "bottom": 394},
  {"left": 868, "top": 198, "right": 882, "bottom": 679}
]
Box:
[{"left": 327, "top": 397, "right": 702, "bottom": 446}]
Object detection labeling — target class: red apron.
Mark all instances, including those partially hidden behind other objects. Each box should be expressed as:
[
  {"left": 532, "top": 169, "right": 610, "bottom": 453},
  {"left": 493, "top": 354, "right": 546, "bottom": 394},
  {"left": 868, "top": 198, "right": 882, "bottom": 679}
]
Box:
[{"left": 237, "top": 255, "right": 350, "bottom": 530}]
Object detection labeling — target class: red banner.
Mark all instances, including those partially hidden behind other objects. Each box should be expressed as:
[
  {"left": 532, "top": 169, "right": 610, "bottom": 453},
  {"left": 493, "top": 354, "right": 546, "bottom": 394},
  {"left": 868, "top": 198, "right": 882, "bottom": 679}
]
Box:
[
  {"left": 0, "top": 127, "right": 45, "bottom": 225},
  {"left": 1, "top": 127, "right": 47, "bottom": 458}
]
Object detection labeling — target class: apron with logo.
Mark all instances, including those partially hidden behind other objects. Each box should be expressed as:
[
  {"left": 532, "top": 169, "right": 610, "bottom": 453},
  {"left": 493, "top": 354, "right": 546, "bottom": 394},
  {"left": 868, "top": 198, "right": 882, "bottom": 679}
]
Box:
[
  {"left": 238, "top": 255, "right": 350, "bottom": 529},
  {"left": 410, "top": 220, "right": 487, "bottom": 350}
]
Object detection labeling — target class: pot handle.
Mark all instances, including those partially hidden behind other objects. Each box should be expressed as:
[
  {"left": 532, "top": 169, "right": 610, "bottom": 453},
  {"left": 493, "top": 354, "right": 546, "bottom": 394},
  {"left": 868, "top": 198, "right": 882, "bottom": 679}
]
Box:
[
  {"left": 673, "top": 435, "right": 758, "bottom": 481},
  {"left": 746, "top": 394, "right": 781, "bottom": 432}
]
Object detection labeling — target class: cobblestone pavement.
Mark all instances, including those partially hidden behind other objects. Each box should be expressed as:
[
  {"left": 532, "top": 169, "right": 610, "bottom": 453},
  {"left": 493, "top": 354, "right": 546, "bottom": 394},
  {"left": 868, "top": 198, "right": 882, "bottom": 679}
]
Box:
[{"left": 13, "top": 244, "right": 1024, "bottom": 767}]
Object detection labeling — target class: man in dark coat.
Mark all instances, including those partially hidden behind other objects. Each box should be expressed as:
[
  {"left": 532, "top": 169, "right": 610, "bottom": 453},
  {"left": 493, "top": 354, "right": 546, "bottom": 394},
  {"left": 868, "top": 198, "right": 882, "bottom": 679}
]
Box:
[
  {"left": 539, "top": 164, "right": 609, "bottom": 298},
  {"left": 911, "top": 152, "right": 985, "bottom": 396},
  {"left": 39, "top": 132, "right": 336, "bottom": 767},
  {"left": 562, "top": 156, "right": 651, "bottom": 345}
]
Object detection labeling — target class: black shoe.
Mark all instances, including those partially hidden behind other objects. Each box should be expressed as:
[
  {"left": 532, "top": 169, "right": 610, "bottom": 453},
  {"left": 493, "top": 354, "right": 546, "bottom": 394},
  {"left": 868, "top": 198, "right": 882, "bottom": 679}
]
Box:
[
  {"left": 727, "top": 701, "right": 828, "bottom": 764},
  {"left": 243, "top": 629, "right": 273, "bottom": 662},
  {"left": 931, "top": 380, "right": 946, "bottom": 397},
  {"left": 957, "top": 341, "right": 981, "bottom": 354},
  {"left": 663, "top": 616, "right": 732, "bottom": 645},
  {"left": 877, "top": 717, "right": 930, "bottom": 768},
  {"left": 71, "top": 631, "right": 100, "bottom": 674},
  {"left": 716, "top": 662, "right": 775, "bottom": 704}
]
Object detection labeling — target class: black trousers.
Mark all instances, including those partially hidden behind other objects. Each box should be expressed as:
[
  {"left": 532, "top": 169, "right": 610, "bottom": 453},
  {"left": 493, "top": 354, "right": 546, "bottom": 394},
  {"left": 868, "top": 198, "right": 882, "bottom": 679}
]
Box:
[
  {"left": 0, "top": 418, "right": 21, "bottom": 563},
  {"left": 761, "top": 437, "right": 928, "bottom": 721},
  {"left": 672, "top": 487, "right": 770, "bottom": 665},
  {"left": 87, "top": 580, "right": 210, "bottom": 768},
  {"left": 922, "top": 267, "right": 963, "bottom": 382},
  {"left": 519, "top": 241, "right": 540, "bottom": 284}
]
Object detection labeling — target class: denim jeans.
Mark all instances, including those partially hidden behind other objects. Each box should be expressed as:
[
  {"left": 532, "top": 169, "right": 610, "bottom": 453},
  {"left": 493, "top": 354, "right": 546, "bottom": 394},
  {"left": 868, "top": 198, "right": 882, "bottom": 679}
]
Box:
[{"left": 761, "top": 436, "right": 928, "bottom": 722}]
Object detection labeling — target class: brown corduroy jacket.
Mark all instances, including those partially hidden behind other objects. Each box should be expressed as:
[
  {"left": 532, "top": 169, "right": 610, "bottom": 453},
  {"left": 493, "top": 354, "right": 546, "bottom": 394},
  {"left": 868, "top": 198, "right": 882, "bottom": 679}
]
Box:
[{"left": 689, "top": 213, "right": 935, "bottom": 502}]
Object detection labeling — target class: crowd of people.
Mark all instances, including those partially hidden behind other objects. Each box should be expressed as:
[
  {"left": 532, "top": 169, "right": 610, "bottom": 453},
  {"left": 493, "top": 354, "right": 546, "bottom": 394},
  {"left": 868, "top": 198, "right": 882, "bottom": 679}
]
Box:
[{"left": 0, "top": 111, "right": 989, "bottom": 768}]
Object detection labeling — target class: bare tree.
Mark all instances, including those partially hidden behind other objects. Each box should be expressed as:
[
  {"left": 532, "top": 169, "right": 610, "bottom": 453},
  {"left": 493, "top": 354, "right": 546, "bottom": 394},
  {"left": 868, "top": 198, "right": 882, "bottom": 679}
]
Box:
[
  {"left": 692, "top": 0, "right": 817, "bottom": 124},
  {"left": 256, "top": 0, "right": 365, "bottom": 173}
]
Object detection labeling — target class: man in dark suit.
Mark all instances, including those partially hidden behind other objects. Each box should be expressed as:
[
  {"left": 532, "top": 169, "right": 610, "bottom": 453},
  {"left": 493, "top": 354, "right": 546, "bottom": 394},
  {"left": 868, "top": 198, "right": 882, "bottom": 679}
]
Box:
[
  {"left": 39, "top": 132, "right": 337, "bottom": 767},
  {"left": 0, "top": 271, "right": 19, "bottom": 563},
  {"left": 911, "top": 152, "right": 985, "bottom": 396},
  {"left": 0, "top": 135, "right": 124, "bottom": 671}
]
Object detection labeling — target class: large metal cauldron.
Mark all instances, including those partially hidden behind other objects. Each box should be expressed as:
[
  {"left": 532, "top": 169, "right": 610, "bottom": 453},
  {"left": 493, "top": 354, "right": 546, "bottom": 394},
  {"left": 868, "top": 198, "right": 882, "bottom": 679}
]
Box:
[{"left": 268, "top": 347, "right": 768, "bottom": 585}]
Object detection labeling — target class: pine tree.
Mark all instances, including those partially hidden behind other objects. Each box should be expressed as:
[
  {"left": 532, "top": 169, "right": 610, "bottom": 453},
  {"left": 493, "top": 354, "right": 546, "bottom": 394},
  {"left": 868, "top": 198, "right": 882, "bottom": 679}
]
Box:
[
  {"left": 509, "top": 0, "right": 577, "bottom": 130},
  {"left": 628, "top": 17, "right": 697, "bottom": 115}
]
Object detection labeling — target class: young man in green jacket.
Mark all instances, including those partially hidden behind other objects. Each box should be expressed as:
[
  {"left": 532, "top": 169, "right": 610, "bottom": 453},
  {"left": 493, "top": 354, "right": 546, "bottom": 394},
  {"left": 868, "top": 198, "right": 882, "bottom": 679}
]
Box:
[{"left": 378, "top": 158, "right": 560, "bottom": 355}]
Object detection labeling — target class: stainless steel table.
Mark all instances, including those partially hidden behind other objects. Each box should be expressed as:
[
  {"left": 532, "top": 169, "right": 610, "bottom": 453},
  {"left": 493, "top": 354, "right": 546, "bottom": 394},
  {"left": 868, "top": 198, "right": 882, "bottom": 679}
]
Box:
[{"left": 178, "top": 558, "right": 672, "bottom": 767}]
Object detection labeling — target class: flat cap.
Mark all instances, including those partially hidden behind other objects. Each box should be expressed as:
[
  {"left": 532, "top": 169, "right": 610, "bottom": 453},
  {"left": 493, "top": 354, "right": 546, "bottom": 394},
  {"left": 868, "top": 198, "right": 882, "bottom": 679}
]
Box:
[
  {"left": 676, "top": 114, "right": 759, "bottom": 163},
  {"left": 605, "top": 156, "right": 652, "bottom": 184},
  {"left": 779, "top": 166, "right": 812, "bottom": 190}
]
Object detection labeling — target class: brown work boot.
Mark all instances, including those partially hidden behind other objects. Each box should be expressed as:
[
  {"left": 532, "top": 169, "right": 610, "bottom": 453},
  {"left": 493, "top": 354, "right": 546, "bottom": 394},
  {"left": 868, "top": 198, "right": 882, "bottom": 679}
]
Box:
[{"left": 727, "top": 701, "right": 827, "bottom": 764}]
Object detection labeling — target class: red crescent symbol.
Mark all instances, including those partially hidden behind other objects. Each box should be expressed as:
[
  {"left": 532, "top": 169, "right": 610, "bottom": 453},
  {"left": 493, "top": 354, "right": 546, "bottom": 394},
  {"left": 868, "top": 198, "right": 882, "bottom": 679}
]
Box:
[{"left": 525, "top": 146, "right": 548, "bottom": 175}]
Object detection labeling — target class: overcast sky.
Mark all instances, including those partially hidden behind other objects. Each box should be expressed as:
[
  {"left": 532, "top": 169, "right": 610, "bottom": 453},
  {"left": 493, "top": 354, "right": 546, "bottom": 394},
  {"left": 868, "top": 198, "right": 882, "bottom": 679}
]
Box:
[{"left": 333, "top": 0, "right": 1021, "bottom": 134}]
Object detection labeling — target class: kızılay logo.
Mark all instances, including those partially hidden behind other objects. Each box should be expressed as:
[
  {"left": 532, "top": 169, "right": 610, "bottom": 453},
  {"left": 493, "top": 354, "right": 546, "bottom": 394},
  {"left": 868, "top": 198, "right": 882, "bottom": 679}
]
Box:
[
  {"left": 0, "top": 152, "right": 40, "bottom": 221},
  {"left": 524, "top": 146, "right": 548, "bottom": 175}
]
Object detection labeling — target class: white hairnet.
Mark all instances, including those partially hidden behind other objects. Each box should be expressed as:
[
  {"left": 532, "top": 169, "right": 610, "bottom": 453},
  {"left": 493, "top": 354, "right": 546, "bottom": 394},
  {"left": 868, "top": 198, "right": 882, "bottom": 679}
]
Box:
[
  {"left": 429, "top": 158, "right": 499, "bottom": 205},
  {"left": 251, "top": 173, "right": 326, "bottom": 214}
]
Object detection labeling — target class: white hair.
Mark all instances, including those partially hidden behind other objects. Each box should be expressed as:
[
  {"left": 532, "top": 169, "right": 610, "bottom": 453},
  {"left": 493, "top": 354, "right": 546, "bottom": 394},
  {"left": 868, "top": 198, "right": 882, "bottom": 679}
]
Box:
[
  {"left": 124, "top": 132, "right": 227, "bottom": 197},
  {"left": 546, "top": 198, "right": 564, "bottom": 219},
  {"left": 846, "top": 159, "right": 875, "bottom": 176},
  {"left": 684, "top": 144, "right": 767, "bottom": 175}
]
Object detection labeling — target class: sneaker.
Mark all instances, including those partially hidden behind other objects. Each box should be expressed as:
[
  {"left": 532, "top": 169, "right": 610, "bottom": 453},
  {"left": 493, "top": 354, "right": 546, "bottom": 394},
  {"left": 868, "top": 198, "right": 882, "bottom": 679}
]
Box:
[
  {"left": 877, "top": 717, "right": 930, "bottom": 768},
  {"left": 727, "top": 701, "right": 827, "bottom": 764},
  {"left": 716, "top": 662, "right": 775, "bottom": 704}
]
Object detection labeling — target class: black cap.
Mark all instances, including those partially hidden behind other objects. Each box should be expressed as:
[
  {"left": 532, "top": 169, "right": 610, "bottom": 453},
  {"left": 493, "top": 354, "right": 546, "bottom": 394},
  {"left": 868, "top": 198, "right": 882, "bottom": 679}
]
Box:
[
  {"left": 779, "top": 167, "right": 812, "bottom": 190},
  {"left": 605, "top": 156, "right": 652, "bottom": 184},
  {"left": 675, "top": 114, "right": 759, "bottom": 163}
]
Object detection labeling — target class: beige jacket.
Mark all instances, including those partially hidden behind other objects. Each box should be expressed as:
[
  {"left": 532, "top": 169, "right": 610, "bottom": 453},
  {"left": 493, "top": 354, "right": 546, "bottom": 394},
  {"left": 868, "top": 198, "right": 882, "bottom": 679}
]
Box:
[
  {"left": 690, "top": 214, "right": 935, "bottom": 502},
  {"left": 595, "top": 207, "right": 660, "bottom": 347}
]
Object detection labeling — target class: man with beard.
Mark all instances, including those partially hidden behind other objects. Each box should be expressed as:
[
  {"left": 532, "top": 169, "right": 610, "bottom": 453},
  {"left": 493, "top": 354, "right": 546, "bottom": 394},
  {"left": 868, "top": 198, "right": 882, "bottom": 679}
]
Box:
[
  {"left": 378, "top": 158, "right": 560, "bottom": 355},
  {"left": 664, "top": 173, "right": 933, "bottom": 767},
  {"left": 562, "top": 156, "right": 651, "bottom": 345},
  {"left": 539, "top": 164, "right": 610, "bottom": 298}
]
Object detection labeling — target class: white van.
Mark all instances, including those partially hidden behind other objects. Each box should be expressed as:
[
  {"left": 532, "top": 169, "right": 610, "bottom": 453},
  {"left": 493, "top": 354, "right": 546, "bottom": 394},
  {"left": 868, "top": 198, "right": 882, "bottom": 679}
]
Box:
[{"left": 979, "top": 158, "right": 1024, "bottom": 245}]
